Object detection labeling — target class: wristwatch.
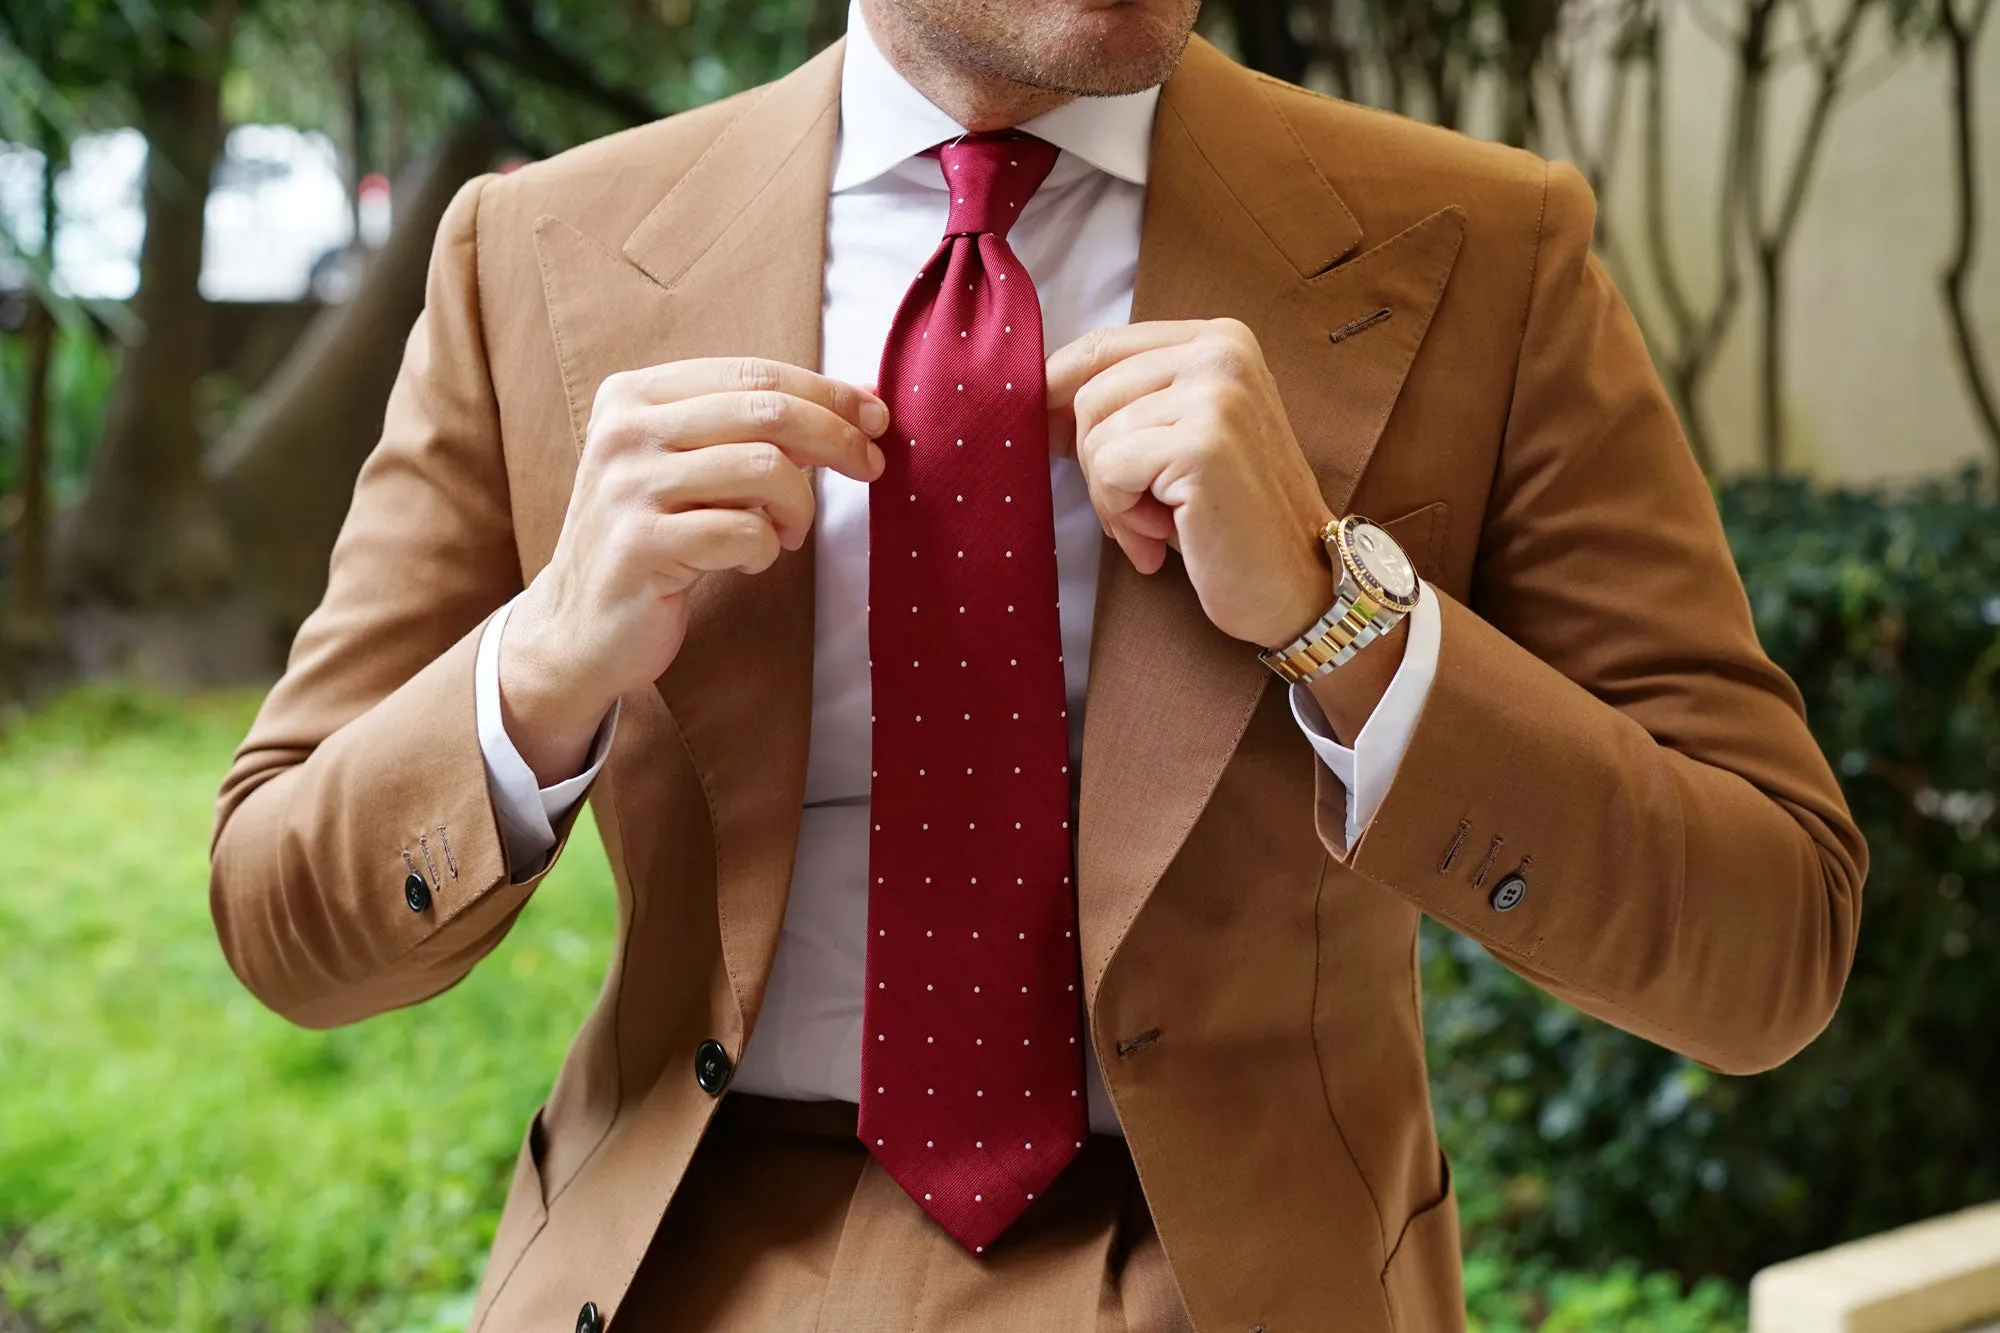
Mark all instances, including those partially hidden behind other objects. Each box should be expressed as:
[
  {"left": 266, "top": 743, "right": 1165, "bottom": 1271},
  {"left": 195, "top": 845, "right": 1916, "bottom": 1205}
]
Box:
[{"left": 1258, "top": 515, "right": 1421, "bottom": 684}]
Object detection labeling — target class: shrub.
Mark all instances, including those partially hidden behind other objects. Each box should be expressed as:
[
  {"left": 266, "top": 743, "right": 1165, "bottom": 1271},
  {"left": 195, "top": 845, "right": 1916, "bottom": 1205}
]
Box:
[
  {"left": 1464, "top": 1255, "right": 1745, "bottom": 1331},
  {"left": 1427, "top": 470, "right": 2000, "bottom": 1281}
]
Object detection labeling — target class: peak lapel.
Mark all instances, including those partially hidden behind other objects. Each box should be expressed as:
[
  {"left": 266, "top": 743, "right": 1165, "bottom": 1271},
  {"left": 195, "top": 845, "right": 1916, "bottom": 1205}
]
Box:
[
  {"left": 1076, "top": 39, "right": 1467, "bottom": 996},
  {"left": 533, "top": 42, "right": 843, "bottom": 1035}
]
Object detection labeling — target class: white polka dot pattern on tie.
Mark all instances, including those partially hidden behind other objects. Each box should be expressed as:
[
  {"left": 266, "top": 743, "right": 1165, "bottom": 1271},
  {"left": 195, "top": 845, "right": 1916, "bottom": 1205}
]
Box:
[{"left": 858, "top": 132, "right": 1084, "bottom": 1260}]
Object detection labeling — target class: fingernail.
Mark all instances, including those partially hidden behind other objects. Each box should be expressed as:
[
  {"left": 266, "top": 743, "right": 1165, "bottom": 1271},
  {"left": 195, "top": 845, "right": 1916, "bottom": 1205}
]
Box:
[
  {"left": 866, "top": 442, "right": 886, "bottom": 477},
  {"left": 860, "top": 398, "right": 889, "bottom": 435}
]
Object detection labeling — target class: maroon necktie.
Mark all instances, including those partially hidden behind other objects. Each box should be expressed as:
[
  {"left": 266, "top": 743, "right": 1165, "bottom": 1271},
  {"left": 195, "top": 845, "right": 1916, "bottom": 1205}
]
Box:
[{"left": 859, "top": 133, "right": 1086, "bottom": 1255}]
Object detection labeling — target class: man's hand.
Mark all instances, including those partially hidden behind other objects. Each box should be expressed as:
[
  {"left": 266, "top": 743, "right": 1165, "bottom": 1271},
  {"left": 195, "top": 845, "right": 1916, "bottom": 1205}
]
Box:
[
  {"left": 1045, "top": 318, "right": 1405, "bottom": 745},
  {"left": 1045, "top": 318, "right": 1335, "bottom": 647},
  {"left": 501, "top": 358, "right": 888, "bottom": 785}
]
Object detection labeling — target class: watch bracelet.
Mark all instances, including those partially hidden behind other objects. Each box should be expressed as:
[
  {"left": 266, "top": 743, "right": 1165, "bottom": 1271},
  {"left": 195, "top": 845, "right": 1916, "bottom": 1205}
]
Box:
[{"left": 1258, "top": 582, "right": 1408, "bottom": 685}]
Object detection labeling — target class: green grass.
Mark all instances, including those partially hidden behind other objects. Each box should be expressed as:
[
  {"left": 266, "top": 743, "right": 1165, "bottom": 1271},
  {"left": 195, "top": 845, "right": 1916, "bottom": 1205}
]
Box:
[
  {"left": 0, "top": 684, "right": 1744, "bottom": 1330},
  {"left": 0, "top": 686, "right": 614, "bottom": 1331}
]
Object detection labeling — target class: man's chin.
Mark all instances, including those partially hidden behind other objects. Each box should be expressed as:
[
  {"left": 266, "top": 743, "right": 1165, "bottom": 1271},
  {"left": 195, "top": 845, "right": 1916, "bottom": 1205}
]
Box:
[{"left": 1016, "top": 23, "right": 1192, "bottom": 98}]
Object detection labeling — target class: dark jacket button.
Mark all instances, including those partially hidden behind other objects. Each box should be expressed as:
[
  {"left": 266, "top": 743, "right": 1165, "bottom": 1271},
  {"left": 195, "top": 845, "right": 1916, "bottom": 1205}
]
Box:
[
  {"left": 694, "top": 1038, "right": 733, "bottom": 1095},
  {"left": 404, "top": 872, "right": 431, "bottom": 913},
  {"left": 1489, "top": 873, "right": 1526, "bottom": 912},
  {"left": 575, "top": 1301, "right": 602, "bottom": 1333}
]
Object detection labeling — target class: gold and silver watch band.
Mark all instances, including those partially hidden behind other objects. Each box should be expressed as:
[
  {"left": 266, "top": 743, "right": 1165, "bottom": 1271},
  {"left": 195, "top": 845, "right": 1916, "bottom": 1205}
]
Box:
[
  {"left": 1258, "top": 582, "right": 1409, "bottom": 685},
  {"left": 1258, "top": 514, "right": 1422, "bottom": 686}
]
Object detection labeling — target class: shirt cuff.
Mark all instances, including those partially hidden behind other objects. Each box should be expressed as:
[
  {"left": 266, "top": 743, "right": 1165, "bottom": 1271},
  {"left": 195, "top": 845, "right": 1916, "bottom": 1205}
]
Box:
[
  {"left": 475, "top": 595, "right": 620, "bottom": 880},
  {"left": 1287, "top": 581, "right": 1442, "bottom": 848}
]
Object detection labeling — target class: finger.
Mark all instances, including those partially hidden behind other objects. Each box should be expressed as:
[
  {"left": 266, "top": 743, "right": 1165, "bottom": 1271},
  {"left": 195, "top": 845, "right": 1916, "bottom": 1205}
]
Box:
[
  {"left": 599, "top": 357, "right": 890, "bottom": 439},
  {"left": 1073, "top": 389, "right": 1202, "bottom": 544},
  {"left": 1045, "top": 321, "right": 1209, "bottom": 412},
  {"left": 649, "top": 442, "right": 817, "bottom": 550},
  {"left": 1078, "top": 474, "right": 1168, "bottom": 574},
  {"left": 1123, "top": 495, "right": 1178, "bottom": 544},
  {"left": 1049, "top": 340, "right": 1198, "bottom": 458},
  {"left": 642, "top": 391, "right": 885, "bottom": 482},
  {"left": 1071, "top": 423, "right": 1190, "bottom": 576},
  {"left": 647, "top": 507, "right": 784, "bottom": 579},
  {"left": 1073, "top": 343, "right": 1195, "bottom": 434},
  {"left": 1075, "top": 370, "right": 1194, "bottom": 463},
  {"left": 1110, "top": 523, "right": 1169, "bottom": 576},
  {"left": 1080, "top": 422, "right": 1188, "bottom": 515}
]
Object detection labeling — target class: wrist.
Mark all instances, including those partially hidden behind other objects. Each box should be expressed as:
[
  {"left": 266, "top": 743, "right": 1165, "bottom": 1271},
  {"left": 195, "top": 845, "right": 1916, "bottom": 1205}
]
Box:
[
  {"left": 498, "top": 593, "right": 616, "bottom": 786},
  {"left": 1303, "top": 613, "right": 1409, "bottom": 746},
  {"left": 1259, "top": 521, "right": 1339, "bottom": 650}
]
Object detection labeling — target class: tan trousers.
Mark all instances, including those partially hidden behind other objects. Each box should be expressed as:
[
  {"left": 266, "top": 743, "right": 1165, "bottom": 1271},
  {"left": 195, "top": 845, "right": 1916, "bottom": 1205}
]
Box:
[{"left": 618, "top": 1093, "right": 1197, "bottom": 1331}]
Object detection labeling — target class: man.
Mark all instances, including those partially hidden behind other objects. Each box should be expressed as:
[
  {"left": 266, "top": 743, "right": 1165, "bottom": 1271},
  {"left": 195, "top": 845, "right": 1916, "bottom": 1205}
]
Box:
[{"left": 210, "top": 0, "right": 1866, "bottom": 1327}]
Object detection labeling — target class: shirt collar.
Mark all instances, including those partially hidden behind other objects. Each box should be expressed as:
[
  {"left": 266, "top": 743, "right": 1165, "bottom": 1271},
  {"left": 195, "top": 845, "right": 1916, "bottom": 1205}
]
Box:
[{"left": 831, "top": 0, "right": 1159, "bottom": 193}]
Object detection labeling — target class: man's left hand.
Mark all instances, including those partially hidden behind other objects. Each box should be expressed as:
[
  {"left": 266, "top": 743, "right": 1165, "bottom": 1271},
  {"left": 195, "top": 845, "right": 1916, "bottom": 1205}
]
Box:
[
  {"left": 1046, "top": 318, "right": 1410, "bottom": 747},
  {"left": 1045, "top": 318, "right": 1334, "bottom": 649}
]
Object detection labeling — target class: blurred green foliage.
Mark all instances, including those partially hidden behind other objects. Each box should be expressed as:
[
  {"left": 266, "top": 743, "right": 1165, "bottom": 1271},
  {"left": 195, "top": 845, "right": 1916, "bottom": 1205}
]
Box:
[
  {"left": 0, "top": 0, "right": 229, "bottom": 146},
  {"left": 1428, "top": 470, "right": 2000, "bottom": 1281},
  {"left": 0, "top": 319, "right": 113, "bottom": 506},
  {"left": 225, "top": 0, "right": 457, "bottom": 178},
  {"left": 227, "top": 0, "right": 844, "bottom": 170},
  {"left": 1463, "top": 1255, "right": 1744, "bottom": 1331}
]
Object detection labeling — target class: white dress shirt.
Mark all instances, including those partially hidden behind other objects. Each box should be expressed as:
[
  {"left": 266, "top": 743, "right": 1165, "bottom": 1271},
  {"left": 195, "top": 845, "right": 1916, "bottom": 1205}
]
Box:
[{"left": 474, "top": 2, "right": 1442, "bottom": 1136}]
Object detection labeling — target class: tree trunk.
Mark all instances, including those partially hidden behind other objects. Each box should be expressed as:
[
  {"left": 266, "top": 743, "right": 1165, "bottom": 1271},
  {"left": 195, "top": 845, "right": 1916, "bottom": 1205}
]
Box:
[
  {"left": 1938, "top": 0, "right": 2000, "bottom": 469},
  {"left": 6, "top": 137, "right": 59, "bottom": 647},
  {"left": 1737, "top": 0, "right": 1777, "bottom": 474},
  {"left": 344, "top": 35, "right": 368, "bottom": 244},
  {"left": 1636, "top": 11, "right": 1738, "bottom": 473},
  {"left": 57, "top": 5, "right": 237, "bottom": 607},
  {"left": 806, "top": 0, "right": 849, "bottom": 53},
  {"left": 1756, "top": 244, "right": 1784, "bottom": 473},
  {"left": 1498, "top": 0, "right": 1562, "bottom": 149},
  {"left": 1229, "top": 0, "right": 1311, "bottom": 83},
  {"left": 9, "top": 301, "right": 56, "bottom": 637},
  {"left": 211, "top": 119, "right": 501, "bottom": 641},
  {"left": 1744, "top": 0, "right": 1876, "bottom": 475}
]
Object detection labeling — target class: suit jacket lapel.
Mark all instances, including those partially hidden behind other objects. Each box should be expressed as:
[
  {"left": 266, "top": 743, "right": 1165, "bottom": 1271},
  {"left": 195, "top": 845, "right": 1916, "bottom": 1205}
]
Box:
[
  {"left": 1076, "top": 38, "right": 1467, "bottom": 997},
  {"left": 533, "top": 43, "right": 844, "bottom": 1037}
]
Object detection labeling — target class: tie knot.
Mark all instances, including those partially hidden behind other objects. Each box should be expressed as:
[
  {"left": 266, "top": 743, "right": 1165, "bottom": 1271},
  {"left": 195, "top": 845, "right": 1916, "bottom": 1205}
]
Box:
[{"left": 937, "top": 133, "right": 1059, "bottom": 239}]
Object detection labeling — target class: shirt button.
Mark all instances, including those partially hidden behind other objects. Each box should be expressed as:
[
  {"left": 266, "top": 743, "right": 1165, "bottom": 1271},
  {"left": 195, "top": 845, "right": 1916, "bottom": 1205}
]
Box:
[
  {"left": 694, "top": 1039, "right": 733, "bottom": 1095},
  {"left": 1489, "top": 873, "right": 1527, "bottom": 912},
  {"left": 403, "top": 872, "right": 431, "bottom": 913},
  {"left": 575, "top": 1301, "right": 603, "bottom": 1333}
]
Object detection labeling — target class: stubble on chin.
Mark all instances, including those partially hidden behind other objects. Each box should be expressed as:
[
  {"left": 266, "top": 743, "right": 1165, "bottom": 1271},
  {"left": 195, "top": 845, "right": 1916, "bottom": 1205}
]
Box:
[{"left": 919, "top": 2, "right": 1196, "bottom": 100}]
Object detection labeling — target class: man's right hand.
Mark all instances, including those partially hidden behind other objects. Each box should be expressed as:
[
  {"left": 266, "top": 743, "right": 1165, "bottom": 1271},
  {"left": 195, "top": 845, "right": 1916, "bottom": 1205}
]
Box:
[{"left": 499, "top": 357, "right": 889, "bottom": 787}]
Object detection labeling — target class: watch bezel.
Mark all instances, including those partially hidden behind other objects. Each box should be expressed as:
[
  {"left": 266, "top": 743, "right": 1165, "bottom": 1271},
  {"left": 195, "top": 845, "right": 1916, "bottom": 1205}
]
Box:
[{"left": 1329, "top": 515, "right": 1420, "bottom": 614}]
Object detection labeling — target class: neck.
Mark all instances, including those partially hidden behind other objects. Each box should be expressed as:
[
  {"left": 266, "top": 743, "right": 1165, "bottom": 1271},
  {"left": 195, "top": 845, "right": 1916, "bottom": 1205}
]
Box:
[{"left": 858, "top": 0, "right": 1075, "bottom": 132}]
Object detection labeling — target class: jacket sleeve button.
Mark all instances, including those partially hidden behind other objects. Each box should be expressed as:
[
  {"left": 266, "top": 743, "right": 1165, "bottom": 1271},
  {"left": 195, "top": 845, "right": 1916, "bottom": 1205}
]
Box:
[
  {"left": 694, "top": 1038, "right": 734, "bottom": 1095},
  {"left": 575, "top": 1301, "right": 603, "bottom": 1333},
  {"left": 1489, "top": 873, "right": 1526, "bottom": 912},
  {"left": 404, "top": 872, "right": 432, "bottom": 913}
]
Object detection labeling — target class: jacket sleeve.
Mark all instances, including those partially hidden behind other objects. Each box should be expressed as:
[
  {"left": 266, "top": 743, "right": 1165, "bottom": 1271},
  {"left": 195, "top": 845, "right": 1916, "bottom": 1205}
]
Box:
[
  {"left": 210, "top": 174, "right": 593, "bottom": 1030},
  {"left": 1332, "top": 160, "right": 1867, "bottom": 1075}
]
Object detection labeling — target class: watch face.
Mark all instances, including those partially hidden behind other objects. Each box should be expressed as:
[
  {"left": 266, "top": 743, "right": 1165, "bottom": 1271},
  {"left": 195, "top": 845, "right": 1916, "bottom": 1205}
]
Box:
[{"left": 1347, "top": 520, "right": 1418, "bottom": 602}]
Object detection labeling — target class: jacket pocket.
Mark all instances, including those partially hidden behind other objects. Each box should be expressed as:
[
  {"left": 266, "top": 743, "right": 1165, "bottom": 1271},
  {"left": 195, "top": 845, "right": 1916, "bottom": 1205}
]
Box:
[
  {"left": 1377, "top": 501, "right": 1450, "bottom": 583},
  {"left": 1381, "top": 1152, "right": 1466, "bottom": 1333},
  {"left": 469, "top": 1106, "right": 553, "bottom": 1331}
]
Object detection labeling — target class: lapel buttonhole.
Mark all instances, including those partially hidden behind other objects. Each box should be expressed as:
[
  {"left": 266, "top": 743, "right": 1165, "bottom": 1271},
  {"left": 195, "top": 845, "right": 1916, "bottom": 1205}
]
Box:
[{"left": 1328, "top": 307, "right": 1392, "bottom": 345}]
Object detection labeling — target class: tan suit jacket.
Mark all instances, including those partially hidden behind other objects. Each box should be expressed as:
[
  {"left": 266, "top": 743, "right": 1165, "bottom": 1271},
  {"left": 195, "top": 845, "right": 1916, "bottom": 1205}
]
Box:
[{"left": 211, "top": 35, "right": 1867, "bottom": 1333}]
